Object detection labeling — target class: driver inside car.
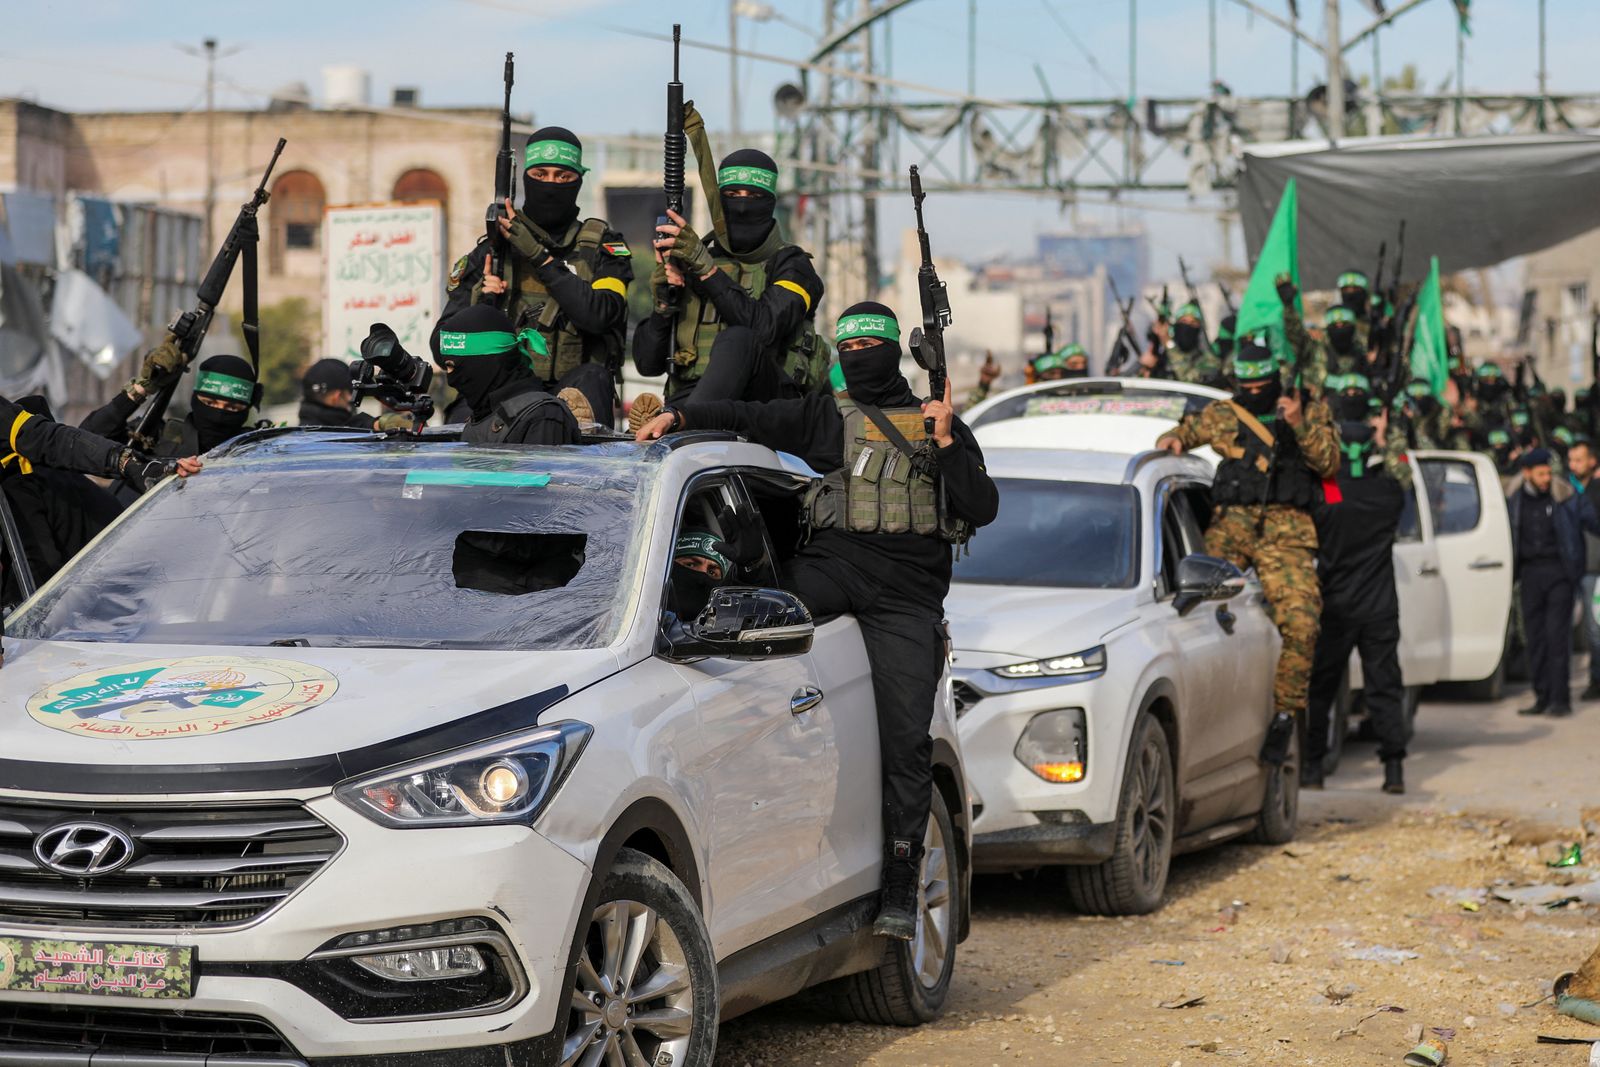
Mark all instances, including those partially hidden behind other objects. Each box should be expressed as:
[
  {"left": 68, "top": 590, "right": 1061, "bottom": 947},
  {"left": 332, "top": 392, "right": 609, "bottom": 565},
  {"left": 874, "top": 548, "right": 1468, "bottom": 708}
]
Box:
[{"left": 667, "top": 532, "right": 735, "bottom": 620}]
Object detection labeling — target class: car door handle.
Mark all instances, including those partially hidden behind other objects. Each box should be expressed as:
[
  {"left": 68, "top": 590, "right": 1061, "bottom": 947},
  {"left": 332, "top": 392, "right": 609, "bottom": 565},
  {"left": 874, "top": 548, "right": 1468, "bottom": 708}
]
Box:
[
  {"left": 1468, "top": 558, "right": 1504, "bottom": 571},
  {"left": 791, "top": 686, "right": 824, "bottom": 716},
  {"left": 1214, "top": 605, "right": 1237, "bottom": 635},
  {"left": 1418, "top": 564, "right": 1441, "bottom": 576}
]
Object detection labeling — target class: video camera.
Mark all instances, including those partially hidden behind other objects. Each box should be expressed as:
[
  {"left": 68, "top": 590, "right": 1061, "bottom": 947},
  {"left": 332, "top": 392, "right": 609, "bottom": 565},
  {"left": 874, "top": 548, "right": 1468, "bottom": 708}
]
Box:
[{"left": 350, "top": 323, "right": 435, "bottom": 425}]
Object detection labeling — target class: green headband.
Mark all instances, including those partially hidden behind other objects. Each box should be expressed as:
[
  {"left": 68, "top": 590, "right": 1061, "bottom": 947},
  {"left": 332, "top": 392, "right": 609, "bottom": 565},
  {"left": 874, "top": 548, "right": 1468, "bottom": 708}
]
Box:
[
  {"left": 524, "top": 139, "right": 587, "bottom": 174},
  {"left": 1476, "top": 363, "right": 1503, "bottom": 378},
  {"left": 1233, "top": 359, "right": 1276, "bottom": 380},
  {"left": 1338, "top": 271, "right": 1370, "bottom": 290},
  {"left": 1176, "top": 302, "right": 1203, "bottom": 322},
  {"left": 1488, "top": 429, "right": 1510, "bottom": 446},
  {"left": 674, "top": 532, "right": 732, "bottom": 575},
  {"left": 1057, "top": 343, "right": 1087, "bottom": 360},
  {"left": 1405, "top": 380, "right": 1432, "bottom": 397},
  {"left": 1034, "top": 353, "right": 1067, "bottom": 373},
  {"left": 195, "top": 371, "right": 255, "bottom": 403},
  {"left": 1325, "top": 306, "right": 1358, "bottom": 326},
  {"left": 835, "top": 312, "right": 900, "bottom": 344},
  {"left": 1325, "top": 373, "right": 1371, "bottom": 393},
  {"left": 717, "top": 164, "right": 778, "bottom": 194},
  {"left": 437, "top": 328, "right": 550, "bottom": 368}
]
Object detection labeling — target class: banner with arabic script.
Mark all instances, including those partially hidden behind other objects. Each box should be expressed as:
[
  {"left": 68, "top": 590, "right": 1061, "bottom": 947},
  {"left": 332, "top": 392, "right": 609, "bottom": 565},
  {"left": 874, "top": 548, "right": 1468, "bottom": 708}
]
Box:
[
  {"left": 0, "top": 937, "right": 194, "bottom": 998},
  {"left": 324, "top": 202, "right": 444, "bottom": 364}
]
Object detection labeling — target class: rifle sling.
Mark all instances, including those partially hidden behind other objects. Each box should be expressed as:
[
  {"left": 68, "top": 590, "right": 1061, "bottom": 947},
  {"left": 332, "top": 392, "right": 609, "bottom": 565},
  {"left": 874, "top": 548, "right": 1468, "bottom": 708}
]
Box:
[
  {"left": 854, "top": 401, "right": 925, "bottom": 465},
  {"left": 682, "top": 103, "right": 727, "bottom": 246},
  {"left": 1225, "top": 401, "right": 1279, "bottom": 473}
]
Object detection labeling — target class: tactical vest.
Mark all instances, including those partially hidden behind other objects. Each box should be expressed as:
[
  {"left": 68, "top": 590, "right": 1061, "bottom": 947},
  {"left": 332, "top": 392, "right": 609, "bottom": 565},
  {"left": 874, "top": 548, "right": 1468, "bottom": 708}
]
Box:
[
  {"left": 1211, "top": 416, "right": 1317, "bottom": 510},
  {"left": 508, "top": 218, "right": 624, "bottom": 384},
  {"left": 462, "top": 385, "right": 579, "bottom": 447},
  {"left": 669, "top": 228, "right": 829, "bottom": 398},
  {"left": 804, "top": 399, "right": 970, "bottom": 545}
]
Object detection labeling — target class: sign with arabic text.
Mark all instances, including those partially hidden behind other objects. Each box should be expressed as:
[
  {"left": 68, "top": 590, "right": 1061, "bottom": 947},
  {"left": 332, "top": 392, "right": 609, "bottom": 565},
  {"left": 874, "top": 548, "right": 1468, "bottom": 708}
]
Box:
[
  {"left": 0, "top": 937, "right": 194, "bottom": 998},
  {"left": 324, "top": 201, "right": 444, "bottom": 364}
]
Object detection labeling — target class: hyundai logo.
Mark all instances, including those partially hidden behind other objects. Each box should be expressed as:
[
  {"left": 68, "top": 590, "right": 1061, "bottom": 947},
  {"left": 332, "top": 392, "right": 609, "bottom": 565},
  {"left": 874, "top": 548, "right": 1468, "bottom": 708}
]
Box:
[{"left": 34, "top": 822, "right": 135, "bottom": 877}]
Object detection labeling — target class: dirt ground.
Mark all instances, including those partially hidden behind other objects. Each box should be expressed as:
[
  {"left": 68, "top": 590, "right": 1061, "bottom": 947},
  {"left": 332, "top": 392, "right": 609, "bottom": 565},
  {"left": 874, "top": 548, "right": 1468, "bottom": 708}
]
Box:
[{"left": 717, "top": 699, "right": 1600, "bottom": 1066}]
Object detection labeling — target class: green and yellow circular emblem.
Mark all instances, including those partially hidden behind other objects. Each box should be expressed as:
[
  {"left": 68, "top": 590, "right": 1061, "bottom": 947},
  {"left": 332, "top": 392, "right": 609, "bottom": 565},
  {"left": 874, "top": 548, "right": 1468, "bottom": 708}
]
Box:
[
  {"left": 27, "top": 656, "right": 340, "bottom": 741},
  {"left": 0, "top": 941, "right": 15, "bottom": 989}
]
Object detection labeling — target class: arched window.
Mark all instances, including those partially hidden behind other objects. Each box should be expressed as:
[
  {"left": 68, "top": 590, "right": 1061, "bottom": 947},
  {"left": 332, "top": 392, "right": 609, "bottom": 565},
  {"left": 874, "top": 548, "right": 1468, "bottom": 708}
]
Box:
[
  {"left": 268, "top": 170, "right": 325, "bottom": 274},
  {"left": 393, "top": 168, "right": 449, "bottom": 235}
]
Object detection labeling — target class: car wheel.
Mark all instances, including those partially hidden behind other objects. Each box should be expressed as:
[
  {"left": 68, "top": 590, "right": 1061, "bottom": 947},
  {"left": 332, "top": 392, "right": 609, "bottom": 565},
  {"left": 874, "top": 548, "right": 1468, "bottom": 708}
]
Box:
[
  {"left": 559, "top": 849, "right": 718, "bottom": 1067},
  {"left": 828, "top": 787, "right": 960, "bottom": 1026},
  {"left": 1249, "top": 731, "right": 1299, "bottom": 845},
  {"left": 1063, "top": 713, "right": 1174, "bottom": 916},
  {"left": 1322, "top": 668, "right": 1352, "bottom": 776}
]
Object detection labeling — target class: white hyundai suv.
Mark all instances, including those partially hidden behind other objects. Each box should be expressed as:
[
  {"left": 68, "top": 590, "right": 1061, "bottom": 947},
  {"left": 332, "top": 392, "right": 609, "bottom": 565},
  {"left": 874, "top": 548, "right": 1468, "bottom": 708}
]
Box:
[
  {"left": 0, "top": 428, "right": 971, "bottom": 1066},
  {"left": 946, "top": 446, "right": 1294, "bottom": 915}
]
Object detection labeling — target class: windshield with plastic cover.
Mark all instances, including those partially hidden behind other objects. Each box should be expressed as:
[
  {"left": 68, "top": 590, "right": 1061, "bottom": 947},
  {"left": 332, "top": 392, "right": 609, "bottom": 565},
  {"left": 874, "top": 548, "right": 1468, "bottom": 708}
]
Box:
[{"left": 8, "top": 441, "right": 656, "bottom": 650}]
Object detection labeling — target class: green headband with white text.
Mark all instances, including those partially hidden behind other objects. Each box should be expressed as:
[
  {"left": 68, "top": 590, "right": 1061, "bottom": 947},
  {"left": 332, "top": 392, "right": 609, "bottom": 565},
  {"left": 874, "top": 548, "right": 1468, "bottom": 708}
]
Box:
[
  {"left": 835, "top": 313, "right": 900, "bottom": 344},
  {"left": 524, "top": 139, "right": 587, "bottom": 173},
  {"left": 195, "top": 371, "right": 255, "bottom": 403},
  {"left": 717, "top": 165, "right": 778, "bottom": 194}
]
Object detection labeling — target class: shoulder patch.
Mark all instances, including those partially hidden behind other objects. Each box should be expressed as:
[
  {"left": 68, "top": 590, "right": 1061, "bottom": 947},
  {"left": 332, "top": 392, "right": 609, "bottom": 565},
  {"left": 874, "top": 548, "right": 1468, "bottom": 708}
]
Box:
[
  {"left": 601, "top": 241, "right": 631, "bottom": 258},
  {"left": 447, "top": 254, "right": 469, "bottom": 291}
]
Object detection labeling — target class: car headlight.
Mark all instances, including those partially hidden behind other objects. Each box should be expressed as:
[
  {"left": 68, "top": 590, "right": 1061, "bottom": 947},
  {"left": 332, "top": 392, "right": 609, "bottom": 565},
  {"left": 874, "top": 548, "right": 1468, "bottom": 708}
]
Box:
[
  {"left": 1015, "top": 709, "right": 1087, "bottom": 783},
  {"left": 337, "top": 721, "right": 590, "bottom": 828},
  {"left": 993, "top": 645, "right": 1106, "bottom": 680}
]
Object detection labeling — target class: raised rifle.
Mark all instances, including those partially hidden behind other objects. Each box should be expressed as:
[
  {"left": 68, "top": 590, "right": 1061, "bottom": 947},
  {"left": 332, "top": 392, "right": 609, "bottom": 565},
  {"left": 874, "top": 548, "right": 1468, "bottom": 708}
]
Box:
[
  {"left": 1178, "top": 256, "right": 1205, "bottom": 328},
  {"left": 1218, "top": 279, "right": 1237, "bottom": 318},
  {"left": 484, "top": 53, "right": 515, "bottom": 309},
  {"left": 1106, "top": 275, "right": 1142, "bottom": 375},
  {"left": 1369, "top": 239, "right": 1388, "bottom": 359},
  {"left": 908, "top": 165, "right": 951, "bottom": 437},
  {"left": 131, "top": 137, "right": 284, "bottom": 449},
  {"left": 662, "top": 25, "right": 686, "bottom": 223},
  {"left": 1041, "top": 305, "right": 1056, "bottom": 362}
]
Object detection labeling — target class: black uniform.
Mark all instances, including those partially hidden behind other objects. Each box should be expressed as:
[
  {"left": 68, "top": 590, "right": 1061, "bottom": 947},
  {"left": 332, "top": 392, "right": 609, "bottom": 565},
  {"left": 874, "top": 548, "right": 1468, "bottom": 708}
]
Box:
[
  {"left": 430, "top": 306, "right": 580, "bottom": 448},
  {"left": 675, "top": 389, "right": 999, "bottom": 851},
  {"left": 297, "top": 398, "right": 375, "bottom": 430},
  {"left": 1306, "top": 436, "right": 1408, "bottom": 768}
]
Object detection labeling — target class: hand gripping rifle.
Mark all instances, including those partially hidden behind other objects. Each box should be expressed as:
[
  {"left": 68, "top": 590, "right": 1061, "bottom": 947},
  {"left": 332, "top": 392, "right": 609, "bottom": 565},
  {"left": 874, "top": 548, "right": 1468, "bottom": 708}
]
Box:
[
  {"left": 131, "top": 137, "right": 284, "bottom": 450},
  {"left": 484, "top": 53, "right": 515, "bottom": 310},
  {"left": 908, "top": 166, "right": 951, "bottom": 438}
]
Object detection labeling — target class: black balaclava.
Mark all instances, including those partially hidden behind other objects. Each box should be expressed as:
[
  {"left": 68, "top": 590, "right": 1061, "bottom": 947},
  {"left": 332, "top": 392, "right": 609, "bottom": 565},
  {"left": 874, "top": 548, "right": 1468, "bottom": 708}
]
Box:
[
  {"left": 1231, "top": 335, "right": 1281, "bottom": 417},
  {"left": 190, "top": 354, "right": 256, "bottom": 452},
  {"left": 522, "top": 126, "right": 584, "bottom": 234},
  {"left": 1172, "top": 321, "right": 1202, "bottom": 353},
  {"left": 1334, "top": 392, "right": 1372, "bottom": 423},
  {"left": 430, "top": 305, "right": 532, "bottom": 420},
  {"left": 718, "top": 148, "right": 778, "bottom": 255},
  {"left": 835, "top": 301, "right": 917, "bottom": 408},
  {"left": 1328, "top": 323, "right": 1357, "bottom": 355}
]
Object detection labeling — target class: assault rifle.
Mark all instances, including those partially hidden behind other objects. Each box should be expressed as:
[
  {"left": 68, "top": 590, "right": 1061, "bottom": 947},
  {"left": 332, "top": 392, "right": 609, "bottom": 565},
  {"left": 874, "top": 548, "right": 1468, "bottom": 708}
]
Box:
[
  {"left": 1041, "top": 305, "right": 1056, "bottom": 362},
  {"left": 131, "top": 137, "right": 284, "bottom": 449},
  {"left": 908, "top": 165, "right": 951, "bottom": 437},
  {"left": 1106, "top": 275, "right": 1142, "bottom": 375},
  {"left": 662, "top": 25, "right": 686, "bottom": 222},
  {"left": 1217, "top": 279, "right": 1237, "bottom": 319},
  {"left": 484, "top": 53, "right": 515, "bottom": 309},
  {"left": 1178, "top": 256, "right": 1205, "bottom": 328}
]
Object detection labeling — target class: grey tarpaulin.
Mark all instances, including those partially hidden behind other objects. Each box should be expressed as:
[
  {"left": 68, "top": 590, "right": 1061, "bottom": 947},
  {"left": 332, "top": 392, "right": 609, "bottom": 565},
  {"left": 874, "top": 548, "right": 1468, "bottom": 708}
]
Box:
[{"left": 1239, "top": 134, "right": 1600, "bottom": 287}]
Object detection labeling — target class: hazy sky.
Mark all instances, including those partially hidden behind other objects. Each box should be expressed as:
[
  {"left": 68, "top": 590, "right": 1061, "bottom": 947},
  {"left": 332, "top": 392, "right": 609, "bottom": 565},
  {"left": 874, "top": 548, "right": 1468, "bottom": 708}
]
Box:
[{"left": 3, "top": 0, "right": 1594, "bottom": 282}]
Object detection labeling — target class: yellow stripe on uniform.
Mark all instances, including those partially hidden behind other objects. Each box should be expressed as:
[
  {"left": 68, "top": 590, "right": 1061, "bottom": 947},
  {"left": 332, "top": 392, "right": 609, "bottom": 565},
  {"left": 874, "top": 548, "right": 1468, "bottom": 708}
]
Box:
[
  {"left": 6, "top": 411, "right": 34, "bottom": 474},
  {"left": 591, "top": 276, "right": 627, "bottom": 297},
  {"left": 774, "top": 279, "right": 812, "bottom": 311}
]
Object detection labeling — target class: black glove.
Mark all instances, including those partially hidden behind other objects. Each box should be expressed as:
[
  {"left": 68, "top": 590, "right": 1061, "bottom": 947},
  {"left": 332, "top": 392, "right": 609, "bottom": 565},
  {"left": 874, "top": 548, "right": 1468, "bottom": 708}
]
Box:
[
  {"left": 1275, "top": 273, "right": 1297, "bottom": 308},
  {"left": 118, "top": 450, "right": 175, "bottom": 494},
  {"left": 712, "top": 503, "right": 767, "bottom": 571}
]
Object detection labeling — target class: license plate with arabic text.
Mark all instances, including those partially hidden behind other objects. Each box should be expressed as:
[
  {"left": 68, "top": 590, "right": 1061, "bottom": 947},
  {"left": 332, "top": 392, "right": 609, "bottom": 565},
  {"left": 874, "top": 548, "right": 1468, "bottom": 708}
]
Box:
[{"left": 0, "top": 937, "right": 194, "bottom": 999}]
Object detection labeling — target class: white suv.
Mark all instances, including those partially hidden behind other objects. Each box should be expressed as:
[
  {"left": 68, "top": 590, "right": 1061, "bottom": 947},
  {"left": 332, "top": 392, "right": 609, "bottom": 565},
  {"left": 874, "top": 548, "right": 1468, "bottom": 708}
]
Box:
[
  {"left": 0, "top": 429, "right": 970, "bottom": 1066},
  {"left": 946, "top": 446, "right": 1293, "bottom": 914}
]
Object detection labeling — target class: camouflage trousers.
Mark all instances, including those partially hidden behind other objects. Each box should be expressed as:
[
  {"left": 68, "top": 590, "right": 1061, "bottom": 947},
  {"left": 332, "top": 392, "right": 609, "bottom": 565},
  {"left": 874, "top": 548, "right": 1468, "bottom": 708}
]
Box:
[{"left": 1206, "top": 504, "right": 1322, "bottom": 715}]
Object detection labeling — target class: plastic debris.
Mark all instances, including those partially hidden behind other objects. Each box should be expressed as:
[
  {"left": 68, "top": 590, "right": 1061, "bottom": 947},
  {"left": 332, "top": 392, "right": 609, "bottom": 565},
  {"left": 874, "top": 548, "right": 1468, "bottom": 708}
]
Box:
[
  {"left": 1402, "top": 1036, "right": 1448, "bottom": 1065},
  {"left": 1334, "top": 1005, "right": 1406, "bottom": 1040},
  {"left": 1158, "top": 994, "right": 1207, "bottom": 1010},
  {"left": 1150, "top": 959, "right": 1186, "bottom": 966},
  {"left": 1348, "top": 945, "right": 1421, "bottom": 964},
  {"left": 1550, "top": 843, "right": 1584, "bottom": 869}
]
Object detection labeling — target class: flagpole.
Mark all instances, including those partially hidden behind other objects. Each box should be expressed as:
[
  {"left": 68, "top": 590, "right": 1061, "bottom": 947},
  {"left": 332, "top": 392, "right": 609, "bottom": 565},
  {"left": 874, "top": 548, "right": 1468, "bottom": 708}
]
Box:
[{"left": 1324, "top": 0, "right": 1343, "bottom": 142}]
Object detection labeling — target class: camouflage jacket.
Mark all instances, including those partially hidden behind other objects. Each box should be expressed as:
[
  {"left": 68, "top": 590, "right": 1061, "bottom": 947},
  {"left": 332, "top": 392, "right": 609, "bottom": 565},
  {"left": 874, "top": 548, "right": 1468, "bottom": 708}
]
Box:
[{"left": 1160, "top": 397, "right": 1342, "bottom": 482}]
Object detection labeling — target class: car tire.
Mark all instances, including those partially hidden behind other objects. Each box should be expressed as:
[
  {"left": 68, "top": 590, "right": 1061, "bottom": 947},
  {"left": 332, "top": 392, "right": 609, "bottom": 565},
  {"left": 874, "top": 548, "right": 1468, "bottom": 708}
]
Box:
[
  {"left": 557, "top": 848, "right": 718, "bottom": 1067},
  {"left": 1322, "top": 669, "right": 1352, "bottom": 776},
  {"left": 1249, "top": 731, "right": 1299, "bottom": 845},
  {"left": 827, "top": 788, "right": 960, "bottom": 1027},
  {"left": 1063, "top": 713, "right": 1174, "bottom": 916}
]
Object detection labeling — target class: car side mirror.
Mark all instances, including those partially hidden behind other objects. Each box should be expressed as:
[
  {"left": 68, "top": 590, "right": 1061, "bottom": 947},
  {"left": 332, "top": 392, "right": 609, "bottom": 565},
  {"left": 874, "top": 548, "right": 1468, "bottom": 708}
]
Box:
[
  {"left": 658, "top": 585, "right": 815, "bottom": 661},
  {"left": 1173, "top": 553, "right": 1247, "bottom": 616}
]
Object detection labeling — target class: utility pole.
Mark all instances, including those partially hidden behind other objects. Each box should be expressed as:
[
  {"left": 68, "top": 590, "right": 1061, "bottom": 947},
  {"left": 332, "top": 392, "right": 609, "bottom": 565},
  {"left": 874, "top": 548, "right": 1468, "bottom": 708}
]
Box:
[
  {"left": 1324, "top": 0, "right": 1343, "bottom": 141},
  {"left": 728, "top": 2, "right": 741, "bottom": 137},
  {"left": 1537, "top": 0, "right": 1548, "bottom": 131},
  {"left": 202, "top": 37, "right": 217, "bottom": 251},
  {"left": 1454, "top": 13, "right": 1465, "bottom": 134},
  {"left": 1126, "top": 0, "right": 1137, "bottom": 178}
]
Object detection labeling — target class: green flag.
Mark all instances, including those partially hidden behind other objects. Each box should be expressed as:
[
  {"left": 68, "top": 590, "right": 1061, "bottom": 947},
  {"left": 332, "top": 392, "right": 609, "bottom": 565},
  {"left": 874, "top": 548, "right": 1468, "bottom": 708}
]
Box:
[
  {"left": 1452, "top": 0, "right": 1471, "bottom": 35},
  {"left": 1236, "top": 178, "right": 1303, "bottom": 367},
  {"left": 1410, "top": 255, "right": 1449, "bottom": 399}
]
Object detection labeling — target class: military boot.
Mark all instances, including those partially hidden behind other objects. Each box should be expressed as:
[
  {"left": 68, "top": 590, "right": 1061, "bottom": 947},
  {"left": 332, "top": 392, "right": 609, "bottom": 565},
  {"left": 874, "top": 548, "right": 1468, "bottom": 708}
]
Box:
[
  {"left": 873, "top": 841, "right": 924, "bottom": 941},
  {"left": 1382, "top": 758, "right": 1405, "bottom": 795}
]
